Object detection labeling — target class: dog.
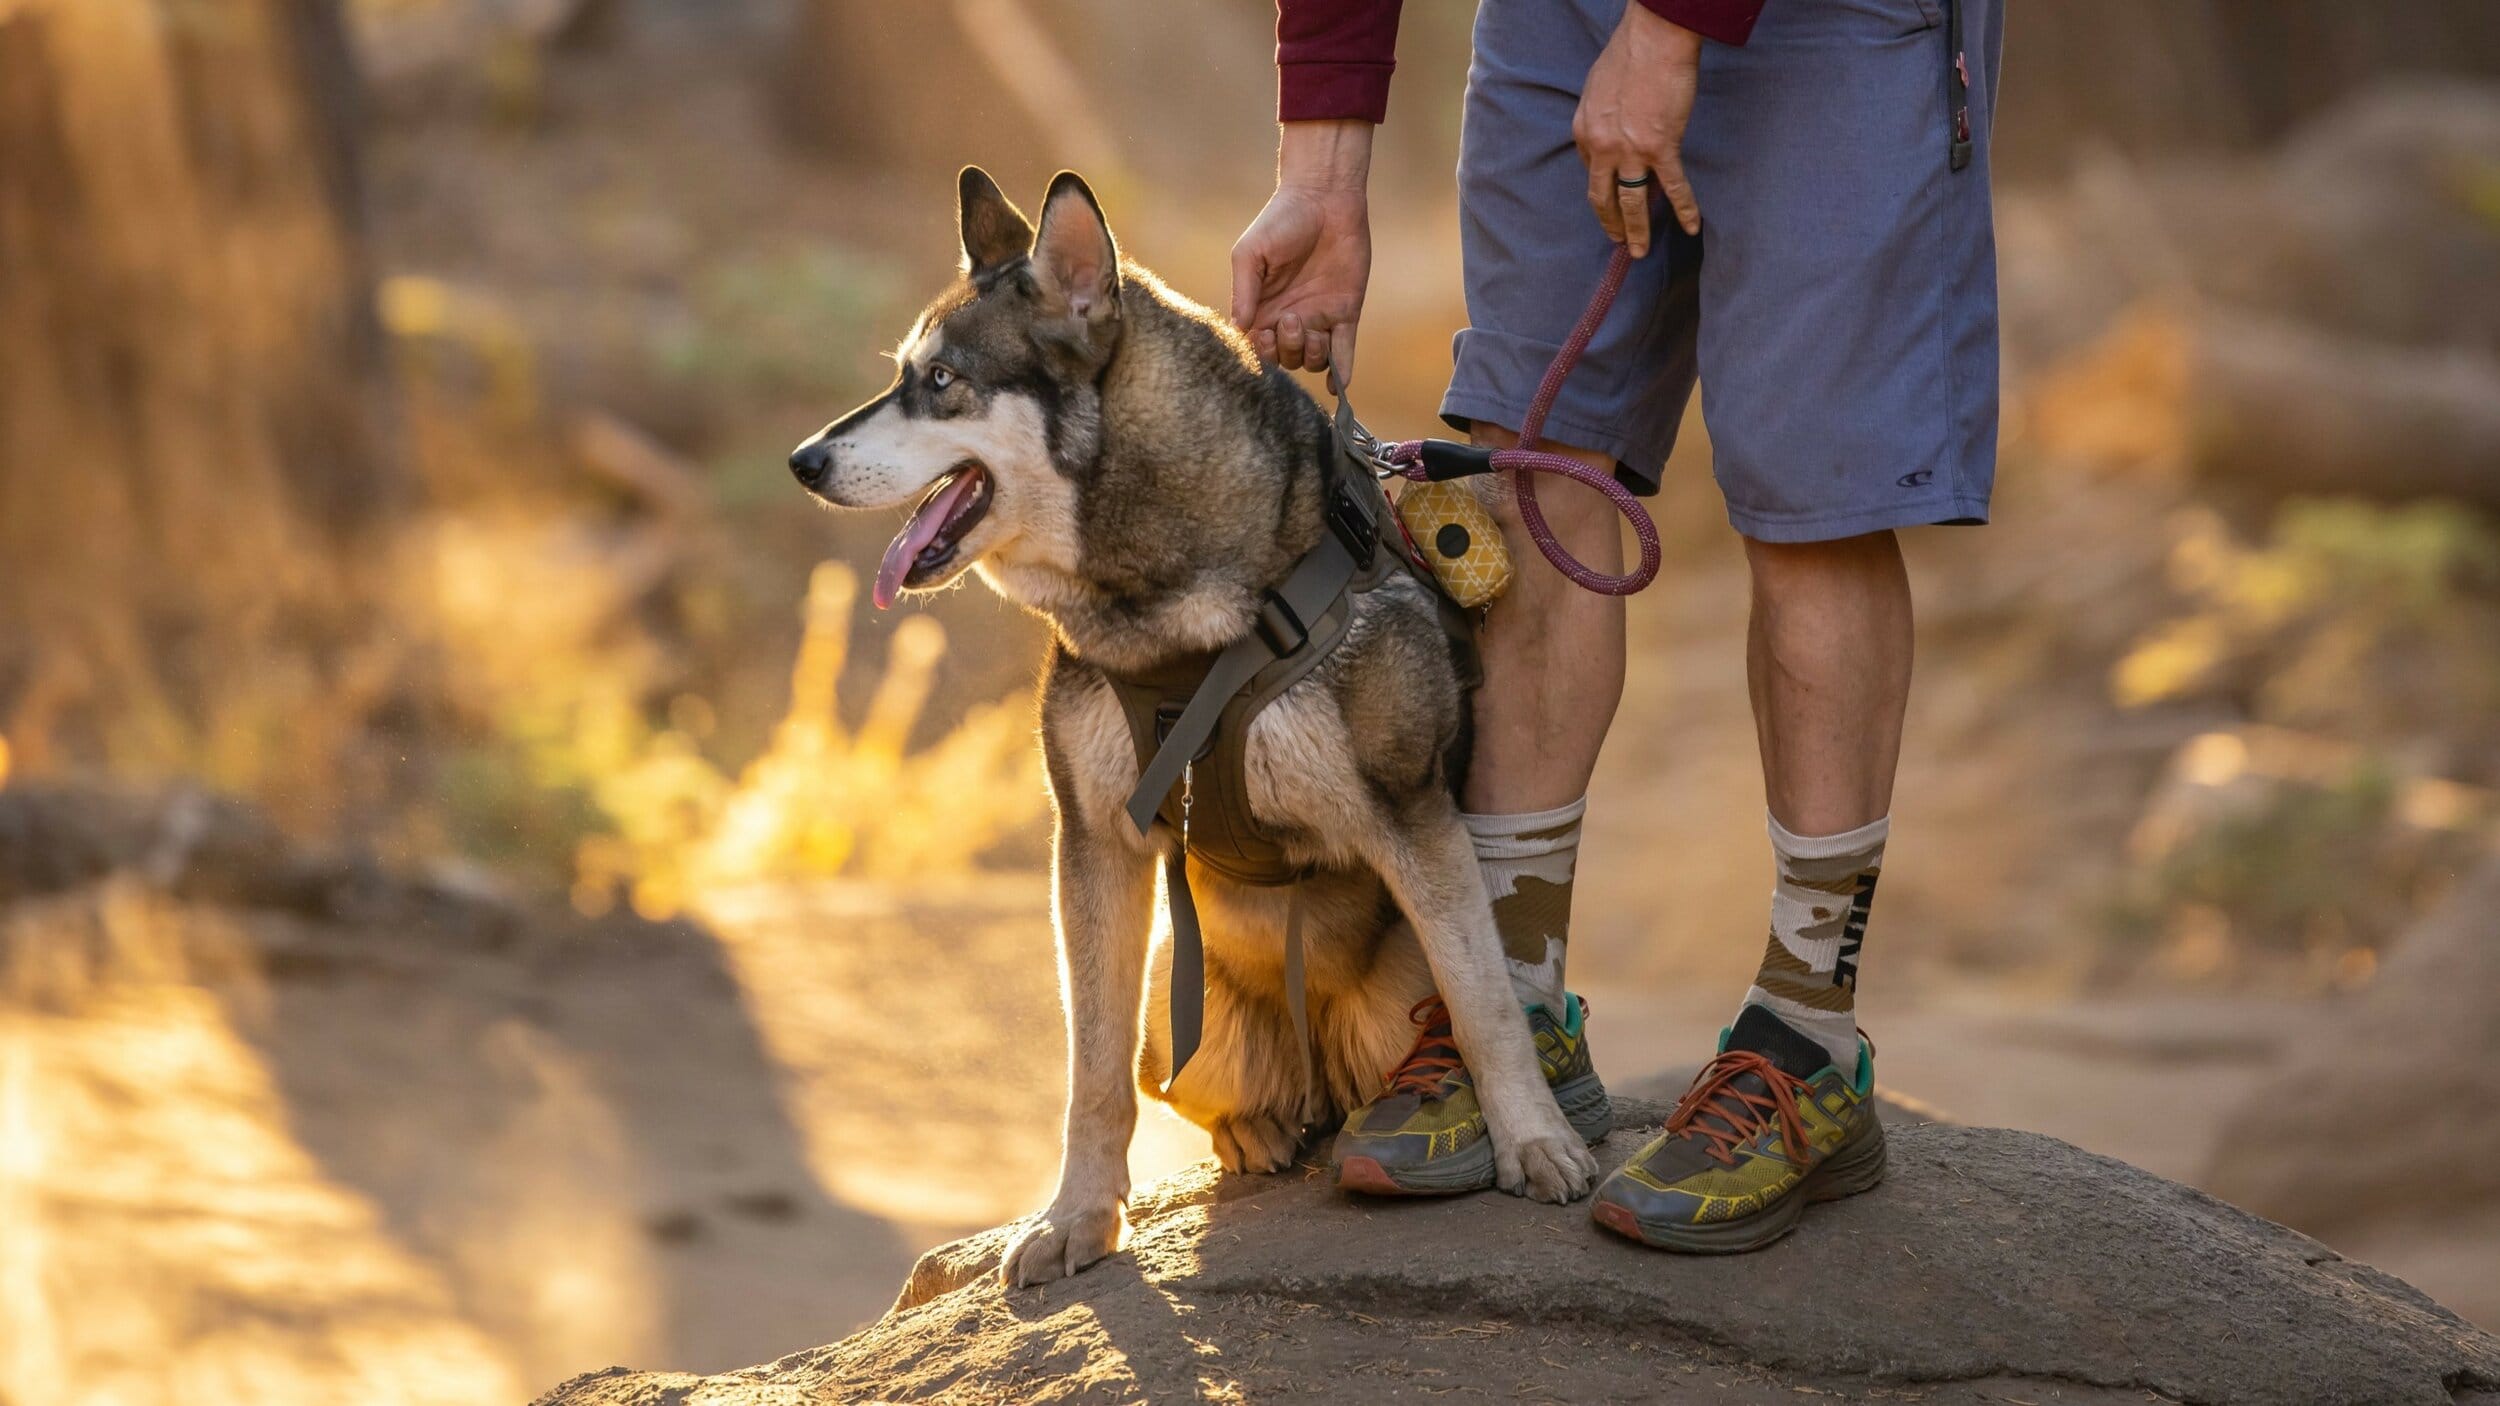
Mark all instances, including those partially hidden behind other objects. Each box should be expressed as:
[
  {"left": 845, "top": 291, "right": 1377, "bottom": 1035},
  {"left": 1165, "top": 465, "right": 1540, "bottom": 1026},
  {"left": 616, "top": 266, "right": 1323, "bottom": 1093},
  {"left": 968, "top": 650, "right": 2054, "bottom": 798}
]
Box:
[{"left": 790, "top": 168, "right": 1598, "bottom": 1287}]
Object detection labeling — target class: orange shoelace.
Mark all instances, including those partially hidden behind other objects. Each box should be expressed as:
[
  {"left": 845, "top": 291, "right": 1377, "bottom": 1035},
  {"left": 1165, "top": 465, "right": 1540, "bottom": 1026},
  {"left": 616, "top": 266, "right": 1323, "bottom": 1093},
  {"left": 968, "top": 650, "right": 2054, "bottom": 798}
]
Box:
[
  {"left": 1666, "top": 1049, "right": 1814, "bottom": 1169},
  {"left": 1382, "top": 996, "right": 1466, "bottom": 1095}
]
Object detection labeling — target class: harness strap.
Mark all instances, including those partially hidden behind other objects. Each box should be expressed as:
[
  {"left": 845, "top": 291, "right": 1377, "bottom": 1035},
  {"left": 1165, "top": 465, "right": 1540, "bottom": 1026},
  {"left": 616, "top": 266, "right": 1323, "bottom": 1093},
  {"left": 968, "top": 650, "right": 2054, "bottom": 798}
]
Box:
[
  {"left": 1164, "top": 845, "right": 1205, "bottom": 1085},
  {"left": 1123, "top": 485, "right": 1372, "bottom": 840},
  {"left": 1159, "top": 869, "right": 1313, "bottom": 1098},
  {"left": 1137, "top": 436, "right": 1380, "bottom": 1093}
]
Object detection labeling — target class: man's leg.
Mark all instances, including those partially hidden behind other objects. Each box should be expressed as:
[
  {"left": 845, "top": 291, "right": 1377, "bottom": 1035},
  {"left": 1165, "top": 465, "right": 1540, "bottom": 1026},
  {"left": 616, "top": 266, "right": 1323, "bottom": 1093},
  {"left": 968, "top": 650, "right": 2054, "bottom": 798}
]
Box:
[
  {"left": 1735, "top": 532, "right": 1910, "bottom": 1074},
  {"left": 1467, "top": 429, "right": 1628, "bottom": 817},
  {"left": 1327, "top": 433, "right": 1625, "bottom": 1196},
  {"left": 1589, "top": 531, "right": 1909, "bottom": 1250},
  {"left": 1465, "top": 425, "right": 1625, "bottom": 1015},
  {"left": 1743, "top": 533, "right": 1910, "bottom": 836},
  {"left": 1589, "top": 0, "right": 2003, "bottom": 1251},
  {"left": 1337, "top": 0, "right": 1689, "bottom": 1199}
]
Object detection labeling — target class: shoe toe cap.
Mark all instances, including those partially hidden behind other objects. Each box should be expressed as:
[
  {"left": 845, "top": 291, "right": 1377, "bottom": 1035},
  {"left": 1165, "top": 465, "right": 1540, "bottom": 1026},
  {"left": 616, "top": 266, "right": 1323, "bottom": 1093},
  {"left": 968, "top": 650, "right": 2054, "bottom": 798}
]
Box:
[{"left": 1592, "top": 1165, "right": 1710, "bottom": 1229}]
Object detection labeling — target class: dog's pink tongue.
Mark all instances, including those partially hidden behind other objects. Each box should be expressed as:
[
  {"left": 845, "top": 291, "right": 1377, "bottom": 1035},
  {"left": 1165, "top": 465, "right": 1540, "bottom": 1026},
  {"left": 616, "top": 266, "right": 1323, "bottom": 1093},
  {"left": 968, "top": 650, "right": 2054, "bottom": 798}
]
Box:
[{"left": 873, "top": 470, "right": 977, "bottom": 609}]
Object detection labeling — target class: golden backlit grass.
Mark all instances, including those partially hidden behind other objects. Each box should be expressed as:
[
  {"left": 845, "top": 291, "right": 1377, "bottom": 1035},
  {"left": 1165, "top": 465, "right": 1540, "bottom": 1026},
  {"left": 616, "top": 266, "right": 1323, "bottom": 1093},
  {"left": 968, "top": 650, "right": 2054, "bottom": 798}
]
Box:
[{"left": 546, "top": 561, "right": 1048, "bottom": 921}]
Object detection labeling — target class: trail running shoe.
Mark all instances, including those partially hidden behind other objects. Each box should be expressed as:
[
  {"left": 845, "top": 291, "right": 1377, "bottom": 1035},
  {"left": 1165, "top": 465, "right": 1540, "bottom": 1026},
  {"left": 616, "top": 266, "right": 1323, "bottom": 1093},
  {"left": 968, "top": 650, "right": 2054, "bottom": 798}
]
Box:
[
  {"left": 1334, "top": 993, "right": 1614, "bottom": 1196},
  {"left": 1591, "top": 1004, "right": 1885, "bottom": 1252}
]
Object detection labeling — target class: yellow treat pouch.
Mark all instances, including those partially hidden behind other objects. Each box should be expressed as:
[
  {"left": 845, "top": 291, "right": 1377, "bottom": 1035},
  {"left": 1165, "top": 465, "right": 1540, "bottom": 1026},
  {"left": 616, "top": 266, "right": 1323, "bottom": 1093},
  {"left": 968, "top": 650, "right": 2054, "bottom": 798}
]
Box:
[{"left": 1395, "top": 477, "right": 1512, "bottom": 608}]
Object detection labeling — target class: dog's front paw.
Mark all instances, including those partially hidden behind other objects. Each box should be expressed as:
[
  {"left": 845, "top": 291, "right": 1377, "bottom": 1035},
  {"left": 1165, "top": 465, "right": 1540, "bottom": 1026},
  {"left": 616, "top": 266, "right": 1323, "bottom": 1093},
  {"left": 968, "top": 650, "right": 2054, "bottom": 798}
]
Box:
[
  {"left": 999, "top": 1201, "right": 1125, "bottom": 1288},
  {"left": 1492, "top": 1108, "right": 1600, "bottom": 1204}
]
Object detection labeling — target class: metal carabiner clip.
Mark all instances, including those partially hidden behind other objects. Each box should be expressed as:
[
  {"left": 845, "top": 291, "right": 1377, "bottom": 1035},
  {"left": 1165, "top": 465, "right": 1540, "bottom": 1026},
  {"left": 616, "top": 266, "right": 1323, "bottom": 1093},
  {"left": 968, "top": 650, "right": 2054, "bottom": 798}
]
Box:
[{"left": 1341, "top": 413, "right": 1403, "bottom": 481}]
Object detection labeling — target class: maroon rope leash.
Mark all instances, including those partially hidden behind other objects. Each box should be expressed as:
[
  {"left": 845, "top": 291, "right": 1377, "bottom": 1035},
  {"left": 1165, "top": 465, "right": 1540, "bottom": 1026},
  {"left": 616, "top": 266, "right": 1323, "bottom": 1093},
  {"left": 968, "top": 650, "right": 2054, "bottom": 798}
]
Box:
[{"left": 1382, "top": 244, "right": 1660, "bottom": 596}]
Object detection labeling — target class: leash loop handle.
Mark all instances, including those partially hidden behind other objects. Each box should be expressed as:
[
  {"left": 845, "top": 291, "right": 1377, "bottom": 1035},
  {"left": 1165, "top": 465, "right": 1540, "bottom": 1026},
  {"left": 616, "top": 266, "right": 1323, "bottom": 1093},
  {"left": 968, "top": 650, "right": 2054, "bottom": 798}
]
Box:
[{"left": 1384, "top": 244, "right": 1660, "bottom": 596}]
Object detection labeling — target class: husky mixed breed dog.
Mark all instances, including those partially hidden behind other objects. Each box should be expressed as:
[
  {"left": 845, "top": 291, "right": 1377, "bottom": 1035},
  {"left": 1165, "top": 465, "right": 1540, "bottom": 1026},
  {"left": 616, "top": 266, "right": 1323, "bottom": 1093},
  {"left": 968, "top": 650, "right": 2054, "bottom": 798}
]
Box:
[{"left": 790, "top": 168, "right": 1598, "bottom": 1286}]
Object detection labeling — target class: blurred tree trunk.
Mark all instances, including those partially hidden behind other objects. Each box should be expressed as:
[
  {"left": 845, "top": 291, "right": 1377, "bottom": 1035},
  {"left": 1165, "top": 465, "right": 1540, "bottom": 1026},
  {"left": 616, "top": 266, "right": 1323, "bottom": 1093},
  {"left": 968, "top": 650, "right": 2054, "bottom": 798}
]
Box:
[
  {"left": 2185, "top": 313, "right": 2500, "bottom": 511},
  {"left": 2028, "top": 306, "right": 2500, "bottom": 512},
  {"left": 778, "top": 0, "right": 1052, "bottom": 180},
  {"left": 773, "top": 0, "right": 1286, "bottom": 199},
  {"left": 1998, "top": 0, "right": 2500, "bottom": 181},
  {"left": 0, "top": 0, "right": 401, "bottom": 809}
]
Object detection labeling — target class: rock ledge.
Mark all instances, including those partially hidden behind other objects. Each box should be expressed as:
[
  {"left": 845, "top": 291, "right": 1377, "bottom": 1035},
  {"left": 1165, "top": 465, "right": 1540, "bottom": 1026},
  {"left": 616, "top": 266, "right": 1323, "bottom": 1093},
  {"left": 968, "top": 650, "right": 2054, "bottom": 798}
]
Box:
[{"left": 540, "top": 1101, "right": 2500, "bottom": 1405}]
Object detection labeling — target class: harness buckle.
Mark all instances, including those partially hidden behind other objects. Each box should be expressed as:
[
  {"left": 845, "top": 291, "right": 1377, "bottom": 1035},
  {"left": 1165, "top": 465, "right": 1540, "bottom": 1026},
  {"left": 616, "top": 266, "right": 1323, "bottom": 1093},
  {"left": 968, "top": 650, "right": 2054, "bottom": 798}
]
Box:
[
  {"left": 1325, "top": 473, "right": 1379, "bottom": 562},
  {"left": 1254, "top": 591, "right": 1309, "bottom": 657},
  {"left": 1153, "top": 701, "right": 1217, "bottom": 762}
]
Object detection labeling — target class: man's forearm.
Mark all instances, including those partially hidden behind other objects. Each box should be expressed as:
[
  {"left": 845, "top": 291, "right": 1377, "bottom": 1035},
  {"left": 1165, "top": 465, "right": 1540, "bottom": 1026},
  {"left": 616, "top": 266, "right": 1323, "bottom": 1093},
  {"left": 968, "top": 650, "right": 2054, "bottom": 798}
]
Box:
[{"left": 1278, "top": 119, "right": 1374, "bottom": 192}]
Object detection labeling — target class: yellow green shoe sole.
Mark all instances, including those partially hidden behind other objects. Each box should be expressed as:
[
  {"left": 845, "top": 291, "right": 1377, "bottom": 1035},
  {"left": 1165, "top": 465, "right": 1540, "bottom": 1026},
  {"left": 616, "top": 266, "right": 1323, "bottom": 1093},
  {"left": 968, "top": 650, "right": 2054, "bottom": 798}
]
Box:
[
  {"left": 1336, "top": 1072, "right": 1614, "bottom": 1197},
  {"left": 1591, "top": 1117, "right": 1888, "bottom": 1252}
]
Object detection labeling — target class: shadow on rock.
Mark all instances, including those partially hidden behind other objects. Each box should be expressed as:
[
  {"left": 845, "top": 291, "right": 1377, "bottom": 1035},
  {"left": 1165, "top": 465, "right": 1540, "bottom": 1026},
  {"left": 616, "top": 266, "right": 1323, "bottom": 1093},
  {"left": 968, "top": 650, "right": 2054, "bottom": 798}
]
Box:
[{"left": 542, "top": 1094, "right": 2500, "bottom": 1406}]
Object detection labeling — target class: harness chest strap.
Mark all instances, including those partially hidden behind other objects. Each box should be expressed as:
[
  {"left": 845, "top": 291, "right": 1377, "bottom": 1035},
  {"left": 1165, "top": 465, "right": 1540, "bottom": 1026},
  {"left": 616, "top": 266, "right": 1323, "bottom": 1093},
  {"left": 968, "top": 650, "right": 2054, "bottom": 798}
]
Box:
[
  {"left": 1123, "top": 406, "right": 1389, "bottom": 1095},
  {"left": 1159, "top": 844, "right": 1308, "bottom": 1100},
  {"left": 1120, "top": 518, "right": 1369, "bottom": 841}
]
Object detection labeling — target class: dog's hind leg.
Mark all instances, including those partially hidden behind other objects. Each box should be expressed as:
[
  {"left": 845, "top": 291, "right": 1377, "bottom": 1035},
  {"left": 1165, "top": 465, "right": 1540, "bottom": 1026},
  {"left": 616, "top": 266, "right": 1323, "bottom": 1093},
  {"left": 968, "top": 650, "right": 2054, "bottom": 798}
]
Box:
[
  {"left": 1000, "top": 789, "right": 1158, "bottom": 1289},
  {"left": 1318, "top": 925, "right": 1436, "bottom": 1114},
  {"left": 1167, "top": 963, "right": 1323, "bottom": 1175},
  {"left": 1349, "top": 806, "right": 1600, "bottom": 1204}
]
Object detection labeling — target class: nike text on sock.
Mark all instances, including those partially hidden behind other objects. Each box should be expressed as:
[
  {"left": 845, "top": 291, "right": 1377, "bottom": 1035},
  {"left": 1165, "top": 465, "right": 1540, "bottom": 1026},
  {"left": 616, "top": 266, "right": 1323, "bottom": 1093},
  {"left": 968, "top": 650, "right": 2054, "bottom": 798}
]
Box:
[{"left": 1741, "top": 811, "right": 1886, "bottom": 1076}]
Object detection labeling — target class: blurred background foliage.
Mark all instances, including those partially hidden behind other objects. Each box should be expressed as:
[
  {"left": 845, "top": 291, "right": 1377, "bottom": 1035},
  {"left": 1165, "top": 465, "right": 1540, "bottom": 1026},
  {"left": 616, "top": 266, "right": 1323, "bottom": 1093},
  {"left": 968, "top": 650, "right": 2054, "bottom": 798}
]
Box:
[
  {"left": 5, "top": 0, "right": 2496, "bottom": 950},
  {"left": 3, "top": 0, "right": 2499, "bottom": 1397}
]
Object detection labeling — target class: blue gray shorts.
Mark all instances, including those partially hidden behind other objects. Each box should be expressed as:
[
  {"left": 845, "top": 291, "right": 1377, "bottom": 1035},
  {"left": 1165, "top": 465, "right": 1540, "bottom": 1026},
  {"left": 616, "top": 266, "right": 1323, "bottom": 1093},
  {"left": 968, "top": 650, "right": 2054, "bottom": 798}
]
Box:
[{"left": 1440, "top": 0, "right": 2005, "bottom": 542}]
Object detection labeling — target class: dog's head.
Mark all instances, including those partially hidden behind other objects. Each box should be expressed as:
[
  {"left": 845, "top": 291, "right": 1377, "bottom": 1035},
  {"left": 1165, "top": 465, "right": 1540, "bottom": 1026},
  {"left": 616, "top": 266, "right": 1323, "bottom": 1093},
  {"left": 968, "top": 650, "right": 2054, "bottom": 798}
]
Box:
[{"left": 790, "top": 167, "right": 1122, "bottom": 608}]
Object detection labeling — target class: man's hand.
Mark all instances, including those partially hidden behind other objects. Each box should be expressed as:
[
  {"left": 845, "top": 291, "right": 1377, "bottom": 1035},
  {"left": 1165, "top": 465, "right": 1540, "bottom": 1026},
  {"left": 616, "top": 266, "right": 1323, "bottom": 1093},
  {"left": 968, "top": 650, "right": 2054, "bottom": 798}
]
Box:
[
  {"left": 1231, "top": 120, "right": 1374, "bottom": 383},
  {"left": 1573, "top": 5, "right": 1704, "bottom": 258}
]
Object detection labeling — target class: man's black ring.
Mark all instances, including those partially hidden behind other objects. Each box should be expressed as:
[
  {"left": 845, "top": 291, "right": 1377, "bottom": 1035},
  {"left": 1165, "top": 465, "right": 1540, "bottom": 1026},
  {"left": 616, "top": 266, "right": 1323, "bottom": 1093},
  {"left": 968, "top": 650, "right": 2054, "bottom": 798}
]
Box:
[{"left": 1615, "top": 172, "right": 1654, "bottom": 189}]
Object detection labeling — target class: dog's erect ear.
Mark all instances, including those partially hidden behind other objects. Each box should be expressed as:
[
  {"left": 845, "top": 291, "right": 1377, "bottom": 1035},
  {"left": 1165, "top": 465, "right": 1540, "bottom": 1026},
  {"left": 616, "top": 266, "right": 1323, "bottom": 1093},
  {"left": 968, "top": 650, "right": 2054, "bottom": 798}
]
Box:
[
  {"left": 1030, "top": 171, "right": 1119, "bottom": 325},
  {"left": 959, "top": 165, "right": 1034, "bottom": 274}
]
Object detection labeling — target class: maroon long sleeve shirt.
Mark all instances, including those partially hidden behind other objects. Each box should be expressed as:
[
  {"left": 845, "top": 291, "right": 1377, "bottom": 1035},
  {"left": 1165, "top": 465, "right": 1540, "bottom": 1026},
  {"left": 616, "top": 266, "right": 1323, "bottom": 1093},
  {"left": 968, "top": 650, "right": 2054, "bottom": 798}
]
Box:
[{"left": 1277, "top": 0, "right": 1765, "bottom": 123}]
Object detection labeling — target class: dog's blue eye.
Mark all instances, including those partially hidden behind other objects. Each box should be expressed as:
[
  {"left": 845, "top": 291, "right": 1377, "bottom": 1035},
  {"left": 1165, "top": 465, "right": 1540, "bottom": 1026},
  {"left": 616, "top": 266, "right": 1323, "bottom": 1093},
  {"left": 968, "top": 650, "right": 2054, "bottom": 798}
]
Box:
[{"left": 929, "top": 365, "right": 957, "bottom": 391}]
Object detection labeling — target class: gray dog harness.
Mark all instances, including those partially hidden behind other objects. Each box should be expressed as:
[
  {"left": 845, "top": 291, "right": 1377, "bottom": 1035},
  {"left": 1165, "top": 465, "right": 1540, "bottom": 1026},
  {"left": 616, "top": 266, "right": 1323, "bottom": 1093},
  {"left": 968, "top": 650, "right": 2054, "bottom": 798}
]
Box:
[{"left": 1108, "top": 397, "right": 1476, "bottom": 1094}]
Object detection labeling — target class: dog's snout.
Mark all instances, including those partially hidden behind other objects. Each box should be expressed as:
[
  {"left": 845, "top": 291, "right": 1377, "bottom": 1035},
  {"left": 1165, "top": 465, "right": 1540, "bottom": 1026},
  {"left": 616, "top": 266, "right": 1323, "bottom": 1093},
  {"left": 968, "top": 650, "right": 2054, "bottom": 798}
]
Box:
[{"left": 789, "top": 437, "right": 833, "bottom": 488}]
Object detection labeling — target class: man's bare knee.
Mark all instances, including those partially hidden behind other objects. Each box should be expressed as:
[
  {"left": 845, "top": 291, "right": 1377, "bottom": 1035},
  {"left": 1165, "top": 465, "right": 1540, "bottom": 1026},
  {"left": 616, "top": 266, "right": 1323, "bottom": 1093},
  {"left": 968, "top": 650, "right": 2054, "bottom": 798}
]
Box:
[
  {"left": 1465, "top": 421, "right": 1623, "bottom": 540},
  {"left": 1461, "top": 423, "right": 1629, "bottom": 811},
  {"left": 1742, "top": 530, "right": 1904, "bottom": 601}
]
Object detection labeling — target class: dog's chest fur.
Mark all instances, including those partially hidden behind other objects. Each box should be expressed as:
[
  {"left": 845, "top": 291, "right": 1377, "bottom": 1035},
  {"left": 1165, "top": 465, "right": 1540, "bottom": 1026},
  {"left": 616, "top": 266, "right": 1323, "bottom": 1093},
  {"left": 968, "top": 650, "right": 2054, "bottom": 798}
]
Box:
[{"left": 1044, "top": 662, "right": 1409, "bottom": 992}]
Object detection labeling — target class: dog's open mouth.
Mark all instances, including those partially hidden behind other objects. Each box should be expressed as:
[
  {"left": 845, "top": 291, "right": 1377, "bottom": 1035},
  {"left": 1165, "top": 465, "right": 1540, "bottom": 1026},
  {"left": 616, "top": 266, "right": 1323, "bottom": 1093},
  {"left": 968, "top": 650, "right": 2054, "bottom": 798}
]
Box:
[{"left": 873, "top": 463, "right": 994, "bottom": 608}]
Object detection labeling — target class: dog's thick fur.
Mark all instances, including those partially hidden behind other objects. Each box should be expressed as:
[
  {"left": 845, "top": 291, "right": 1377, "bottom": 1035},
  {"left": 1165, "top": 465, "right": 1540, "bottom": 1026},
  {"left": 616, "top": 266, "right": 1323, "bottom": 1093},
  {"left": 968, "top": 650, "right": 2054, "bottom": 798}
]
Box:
[{"left": 793, "top": 169, "right": 1597, "bottom": 1287}]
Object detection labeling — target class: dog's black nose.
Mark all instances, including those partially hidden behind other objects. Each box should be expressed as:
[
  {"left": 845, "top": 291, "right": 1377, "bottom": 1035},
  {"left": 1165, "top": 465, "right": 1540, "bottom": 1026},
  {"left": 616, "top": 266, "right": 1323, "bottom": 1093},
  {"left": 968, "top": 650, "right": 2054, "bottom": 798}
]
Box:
[{"left": 789, "top": 438, "right": 832, "bottom": 488}]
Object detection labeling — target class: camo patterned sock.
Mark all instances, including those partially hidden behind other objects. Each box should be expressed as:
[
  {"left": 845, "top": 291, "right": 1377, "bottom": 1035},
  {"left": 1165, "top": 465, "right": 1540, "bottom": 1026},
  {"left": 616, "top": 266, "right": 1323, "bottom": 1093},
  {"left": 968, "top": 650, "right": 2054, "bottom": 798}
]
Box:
[
  {"left": 1465, "top": 798, "right": 1586, "bottom": 1014},
  {"left": 1739, "top": 812, "right": 1888, "bottom": 1076}
]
